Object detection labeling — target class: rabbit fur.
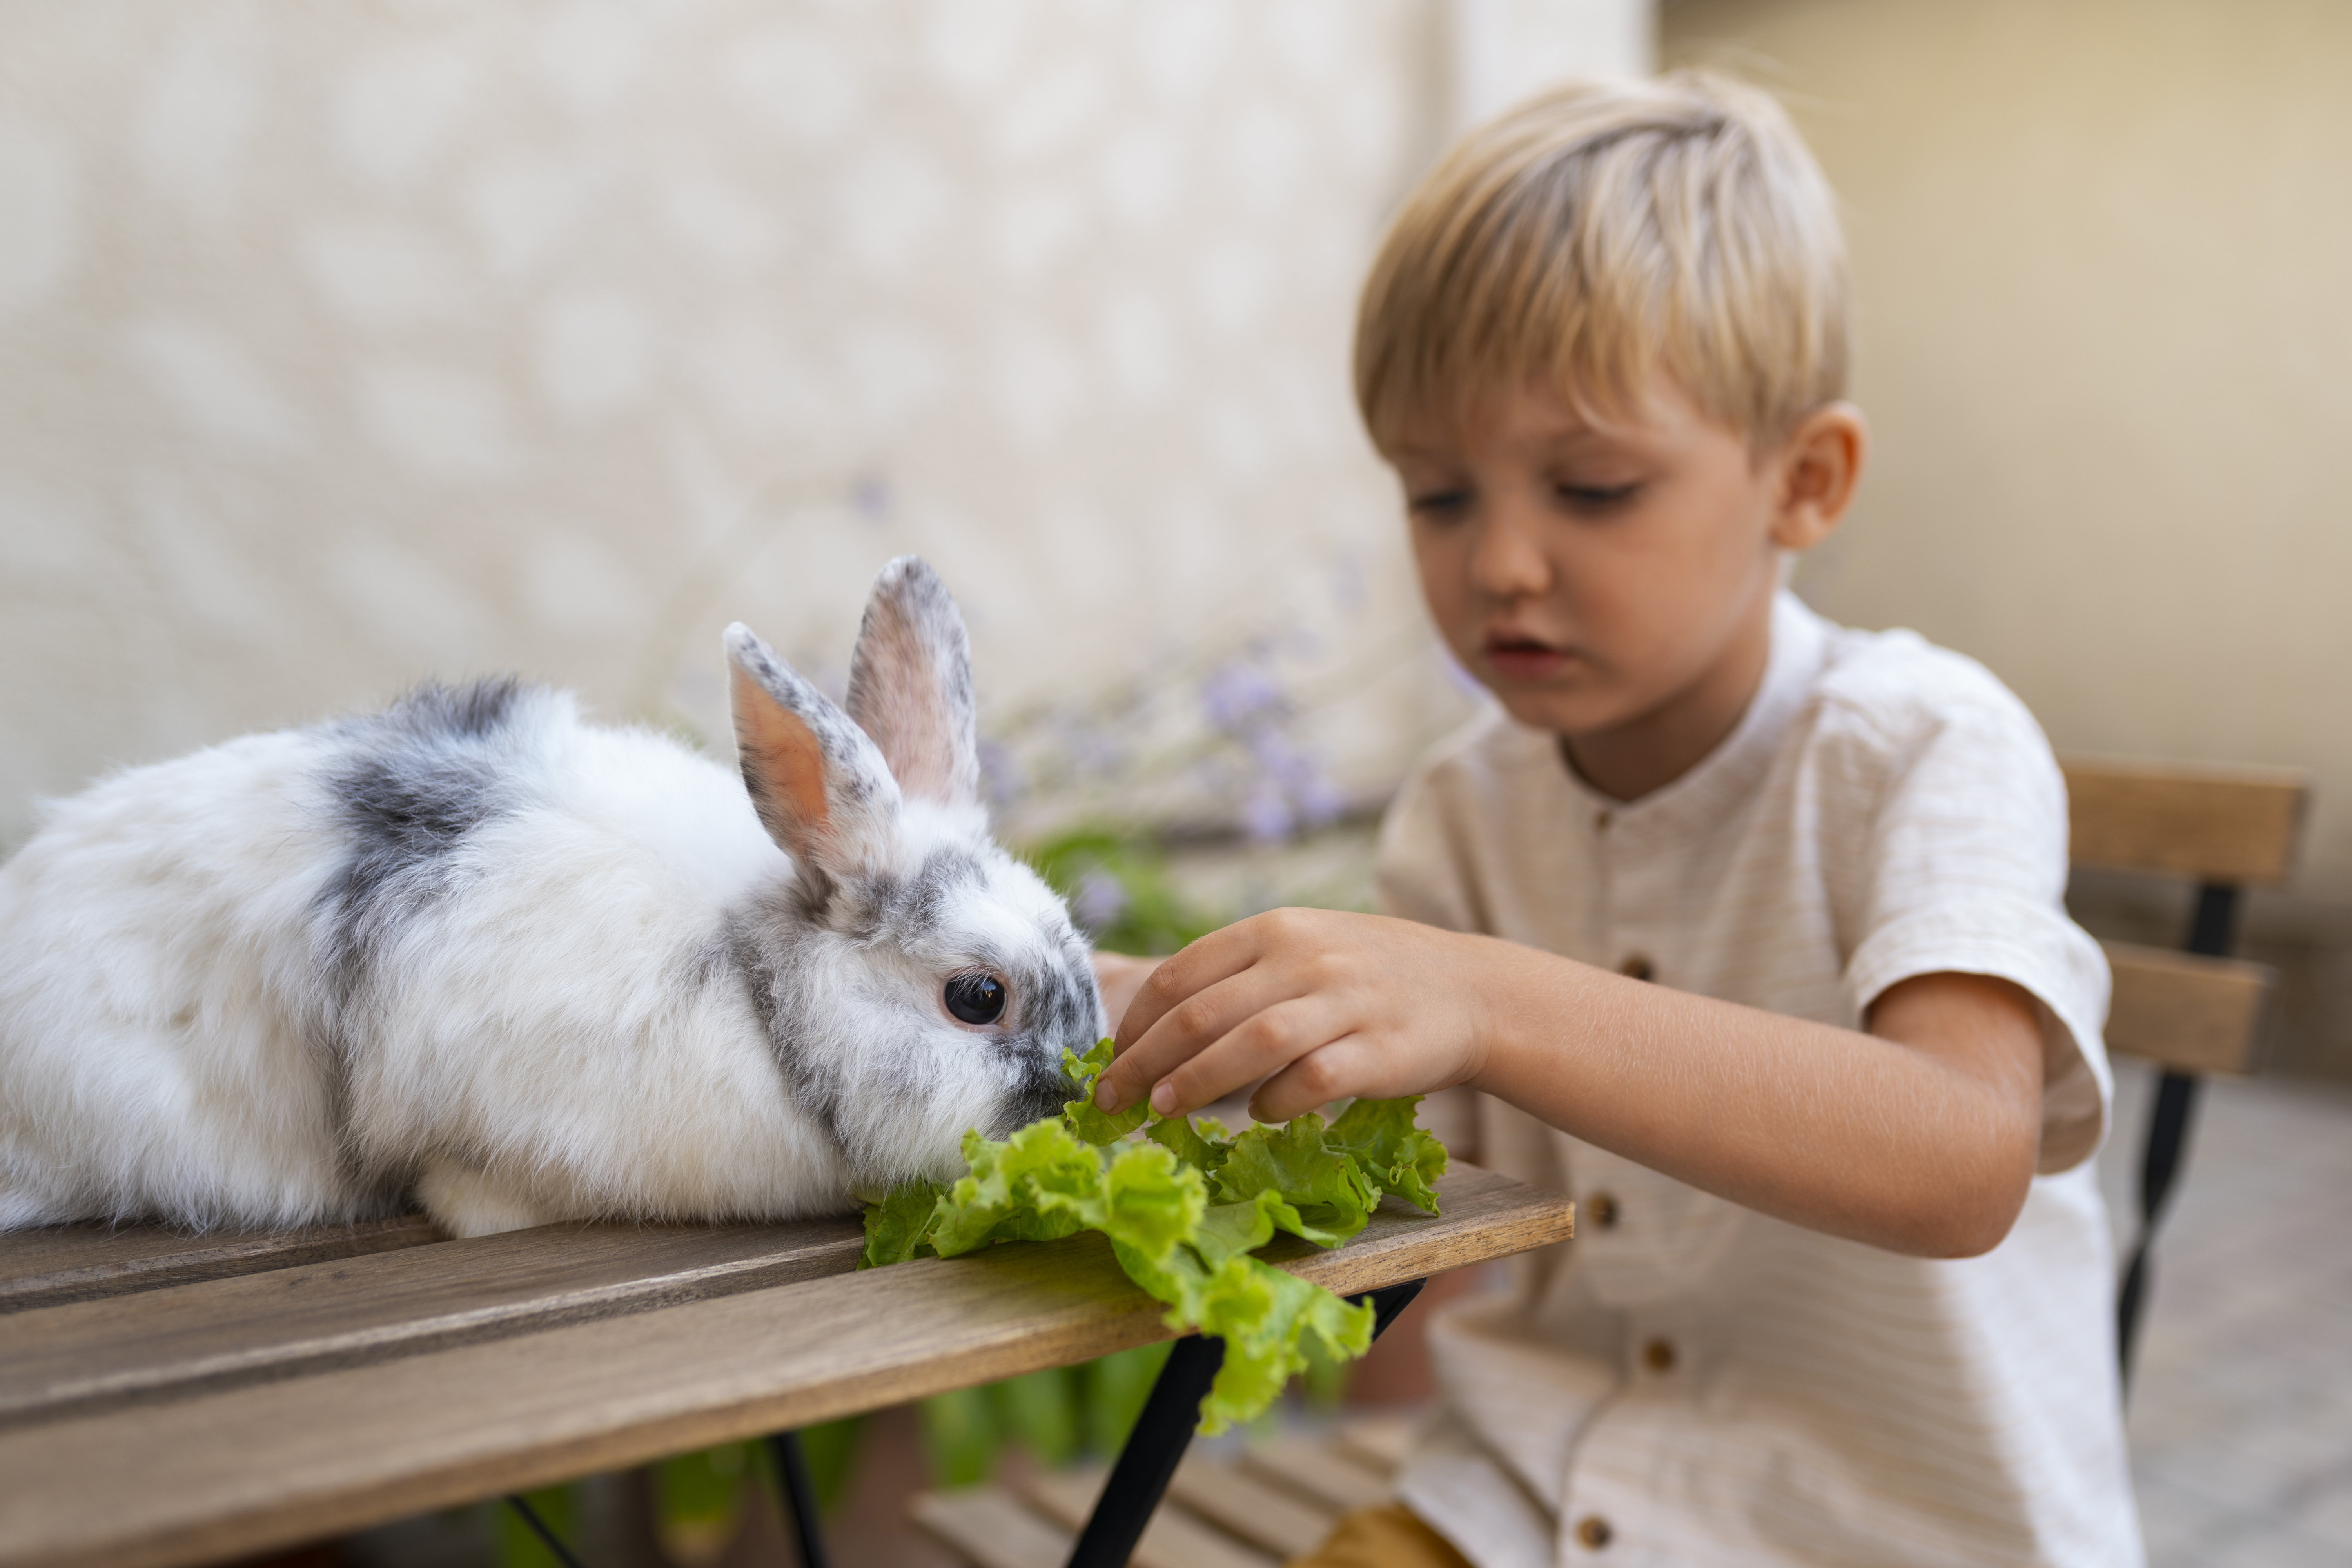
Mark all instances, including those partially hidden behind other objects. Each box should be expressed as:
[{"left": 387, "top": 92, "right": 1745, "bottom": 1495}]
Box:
[{"left": 0, "top": 557, "right": 1102, "bottom": 1238}]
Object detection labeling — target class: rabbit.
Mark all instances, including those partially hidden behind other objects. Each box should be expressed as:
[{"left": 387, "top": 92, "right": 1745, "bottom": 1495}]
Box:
[{"left": 0, "top": 556, "right": 1102, "bottom": 1239}]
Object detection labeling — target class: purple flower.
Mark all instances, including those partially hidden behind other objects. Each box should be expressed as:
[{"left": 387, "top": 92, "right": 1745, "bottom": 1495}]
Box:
[
  {"left": 976, "top": 738, "right": 1027, "bottom": 811},
  {"left": 1074, "top": 869, "right": 1129, "bottom": 934},
  {"left": 1293, "top": 771, "right": 1344, "bottom": 829},
  {"left": 1200, "top": 660, "right": 1287, "bottom": 737},
  {"left": 1241, "top": 783, "right": 1295, "bottom": 843}
]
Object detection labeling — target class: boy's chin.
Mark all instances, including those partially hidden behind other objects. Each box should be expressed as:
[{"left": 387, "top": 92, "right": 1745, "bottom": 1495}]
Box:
[{"left": 1485, "top": 677, "right": 1629, "bottom": 740}]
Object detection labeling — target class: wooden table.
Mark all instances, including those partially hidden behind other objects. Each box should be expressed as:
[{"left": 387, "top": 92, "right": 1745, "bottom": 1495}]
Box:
[{"left": 0, "top": 1167, "right": 1572, "bottom": 1568}]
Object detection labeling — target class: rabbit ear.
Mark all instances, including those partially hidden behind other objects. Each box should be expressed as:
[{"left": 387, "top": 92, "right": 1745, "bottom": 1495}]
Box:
[
  {"left": 725, "top": 624, "right": 901, "bottom": 885},
  {"left": 844, "top": 556, "right": 980, "bottom": 811}
]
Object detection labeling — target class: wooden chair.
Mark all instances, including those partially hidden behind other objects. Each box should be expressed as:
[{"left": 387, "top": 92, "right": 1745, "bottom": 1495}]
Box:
[
  {"left": 2060, "top": 757, "right": 2309, "bottom": 1385},
  {"left": 911, "top": 1413, "right": 1419, "bottom": 1568}
]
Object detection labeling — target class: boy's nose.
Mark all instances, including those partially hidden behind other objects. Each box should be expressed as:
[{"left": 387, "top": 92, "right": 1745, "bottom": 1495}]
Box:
[{"left": 1466, "top": 506, "right": 1554, "bottom": 599}]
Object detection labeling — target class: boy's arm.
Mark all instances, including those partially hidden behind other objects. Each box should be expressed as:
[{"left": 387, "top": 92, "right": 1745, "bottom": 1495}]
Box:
[{"left": 1094, "top": 908, "right": 2044, "bottom": 1259}]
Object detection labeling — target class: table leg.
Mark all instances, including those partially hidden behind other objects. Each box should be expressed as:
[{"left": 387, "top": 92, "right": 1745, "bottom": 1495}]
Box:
[
  {"left": 1063, "top": 1278, "right": 1427, "bottom": 1568},
  {"left": 503, "top": 1494, "right": 583, "bottom": 1568},
  {"left": 769, "top": 1430, "right": 832, "bottom": 1568}
]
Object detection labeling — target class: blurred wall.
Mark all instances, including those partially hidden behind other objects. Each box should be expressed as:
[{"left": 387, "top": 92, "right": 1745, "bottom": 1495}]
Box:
[
  {"left": 1662, "top": 0, "right": 2352, "bottom": 898},
  {"left": 0, "top": 1, "right": 1648, "bottom": 849},
  {"left": 1661, "top": 0, "right": 2352, "bottom": 1074}
]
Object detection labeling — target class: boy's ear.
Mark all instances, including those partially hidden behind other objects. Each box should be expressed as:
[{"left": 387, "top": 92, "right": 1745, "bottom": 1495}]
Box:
[{"left": 1769, "top": 401, "right": 1867, "bottom": 552}]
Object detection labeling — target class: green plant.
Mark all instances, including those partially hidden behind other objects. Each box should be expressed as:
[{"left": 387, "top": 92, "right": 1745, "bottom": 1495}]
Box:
[
  {"left": 870, "top": 1042, "right": 1446, "bottom": 1437},
  {"left": 1022, "top": 827, "right": 1225, "bottom": 956}
]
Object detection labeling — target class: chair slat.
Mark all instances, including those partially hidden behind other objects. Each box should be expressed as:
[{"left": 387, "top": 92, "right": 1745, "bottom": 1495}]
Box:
[
  {"left": 909, "top": 1487, "right": 1073, "bottom": 1568},
  {"left": 0, "top": 1167, "right": 1571, "bottom": 1568},
  {"left": 1330, "top": 1414, "right": 1417, "bottom": 1475},
  {"left": 1163, "top": 1456, "right": 1341, "bottom": 1561},
  {"left": 0, "top": 1215, "right": 865, "bottom": 1425},
  {"left": 1239, "top": 1435, "right": 1393, "bottom": 1514},
  {"left": 0, "top": 1214, "right": 442, "bottom": 1314},
  {"left": 1017, "top": 1463, "right": 1279, "bottom": 1568},
  {"left": 2062, "top": 759, "right": 2307, "bottom": 884},
  {"left": 2102, "top": 940, "right": 2274, "bottom": 1076}
]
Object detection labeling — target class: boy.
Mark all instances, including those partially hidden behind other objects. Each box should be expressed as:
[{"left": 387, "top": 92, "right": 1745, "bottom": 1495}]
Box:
[{"left": 1091, "top": 73, "right": 2141, "bottom": 1567}]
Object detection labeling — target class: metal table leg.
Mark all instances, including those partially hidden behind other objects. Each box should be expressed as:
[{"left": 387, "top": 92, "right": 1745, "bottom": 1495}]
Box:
[
  {"left": 770, "top": 1429, "right": 832, "bottom": 1568},
  {"left": 1065, "top": 1278, "right": 1428, "bottom": 1568}
]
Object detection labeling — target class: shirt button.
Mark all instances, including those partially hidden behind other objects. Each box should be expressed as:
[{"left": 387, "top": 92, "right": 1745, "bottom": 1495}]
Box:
[
  {"left": 1643, "top": 1337, "right": 1677, "bottom": 1373},
  {"left": 1588, "top": 1192, "right": 1619, "bottom": 1229},
  {"left": 1619, "top": 955, "right": 1654, "bottom": 981},
  {"left": 1575, "top": 1515, "right": 1614, "bottom": 1550}
]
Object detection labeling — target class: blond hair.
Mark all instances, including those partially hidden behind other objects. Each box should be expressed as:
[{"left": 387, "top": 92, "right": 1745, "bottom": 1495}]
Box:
[{"left": 1354, "top": 71, "right": 1847, "bottom": 452}]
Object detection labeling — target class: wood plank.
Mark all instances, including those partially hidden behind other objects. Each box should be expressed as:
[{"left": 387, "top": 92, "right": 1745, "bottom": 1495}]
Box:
[
  {"left": 0, "top": 1167, "right": 1567, "bottom": 1568},
  {"left": 1163, "top": 1455, "right": 1341, "bottom": 1561},
  {"left": 0, "top": 1215, "right": 442, "bottom": 1314},
  {"left": 2062, "top": 757, "right": 2308, "bottom": 884},
  {"left": 1016, "top": 1463, "right": 1279, "bottom": 1568},
  {"left": 0, "top": 1215, "right": 866, "bottom": 1425},
  {"left": 1331, "top": 1413, "right": 1417, "bottom": 1475},
  {"left": 2103, "top": 939, "right": 2274, "bottom": 1076},
  {"left": 909, "top": 1487, "right": 1072, "bottom": 1568},
  {"left": 1249, "top": 1170, "right": 1574, "bottom": 1296},
  {"left": 1240, "top": 1434, "right": 1393, "bottom": 1514}
]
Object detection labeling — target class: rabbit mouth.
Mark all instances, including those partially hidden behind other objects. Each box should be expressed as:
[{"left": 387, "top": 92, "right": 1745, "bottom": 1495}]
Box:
[{"left": 995, "top": 1062, "right": 1082, "bottom": 1135}]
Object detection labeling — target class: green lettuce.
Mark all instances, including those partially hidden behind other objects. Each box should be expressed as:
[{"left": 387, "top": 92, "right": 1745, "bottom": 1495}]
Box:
[{"left": 860, "top": 1037, "right": 1448, "bottom": 1433}]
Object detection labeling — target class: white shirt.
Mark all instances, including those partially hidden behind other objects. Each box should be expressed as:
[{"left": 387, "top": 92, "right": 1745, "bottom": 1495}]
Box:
[{"left": 1380, "top": 593, "right": 2143, "bottom": 1568}]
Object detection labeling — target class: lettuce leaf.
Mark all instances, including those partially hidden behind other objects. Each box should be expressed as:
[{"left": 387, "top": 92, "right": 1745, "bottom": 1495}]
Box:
[
  {"left": 1326, "top": 1094, "right": 1449, "bottom": 1216},
  {"left": 1062, "top": 1038, "right": 1152, "bottom": 1145},
  {"left": 858, "top": 1037, "right": 1446, "bottom": 1434}
]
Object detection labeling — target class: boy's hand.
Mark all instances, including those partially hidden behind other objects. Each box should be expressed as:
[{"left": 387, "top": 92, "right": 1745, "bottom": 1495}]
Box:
[{"left": 1094, "top": 908, "right": 1498, "bottom": 1123}]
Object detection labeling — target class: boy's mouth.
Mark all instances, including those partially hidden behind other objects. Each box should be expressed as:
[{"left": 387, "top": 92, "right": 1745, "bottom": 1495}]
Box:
[{"left": 1483, "top": 630, "right": 1572, "bottom": 682}]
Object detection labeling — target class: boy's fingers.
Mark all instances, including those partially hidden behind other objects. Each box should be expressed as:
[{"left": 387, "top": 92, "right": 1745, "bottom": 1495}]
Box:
[
  {"left": 1112, "top": 920, "right": 1265, "bottom": 1052},
  {"left": 1101, "top": 960, "right": 1307, "bottom": 1111},
  {"left": 1114, "top": 907, "right": 1350, "bottom": 1053},
  {"left": 1152, "top": 994, "right": 1353, "bottom": 1118},
  {"left": 1247, "top": 1032, "right": 1379, "bottom": 1123}
]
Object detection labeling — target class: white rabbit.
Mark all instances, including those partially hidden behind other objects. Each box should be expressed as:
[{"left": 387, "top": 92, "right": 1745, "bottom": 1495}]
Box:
[{"left": 0, "top": 557, "right": 1101, "bottom": 1238}]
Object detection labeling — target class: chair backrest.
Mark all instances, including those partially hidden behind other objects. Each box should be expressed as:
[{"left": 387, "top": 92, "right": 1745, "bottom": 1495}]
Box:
[
  {"left": 2097, "top": 941, "right": 2272, "bottom": 1076},
  {"left": 2060, "top": 758, "right": 2308, "bottom": 1076},
  {"left": 2063, "top": 757, "right": 2306, "bottom": 885},
  {"left": 2060, "top": 756, "right": 2308, "bottom": 1388}
]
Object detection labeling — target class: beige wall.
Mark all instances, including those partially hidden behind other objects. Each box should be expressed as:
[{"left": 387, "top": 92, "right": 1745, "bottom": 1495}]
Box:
[
  {"left": 0, "top": 2, "right": 1654, "bottom": 851},
  {"left": 1665, "top": 0, "right": 2352, "bottom": 897}
]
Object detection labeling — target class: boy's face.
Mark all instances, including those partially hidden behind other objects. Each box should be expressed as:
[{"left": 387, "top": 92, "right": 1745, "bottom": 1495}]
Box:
[{"left": 1388, "top": 376, "right": 1858, "bottom": 793}]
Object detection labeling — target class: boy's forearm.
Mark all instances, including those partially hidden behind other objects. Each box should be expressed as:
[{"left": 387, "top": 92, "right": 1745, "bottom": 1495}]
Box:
[{"left": 1461, "top": 938, "right": 2044, "bottom": 1258}]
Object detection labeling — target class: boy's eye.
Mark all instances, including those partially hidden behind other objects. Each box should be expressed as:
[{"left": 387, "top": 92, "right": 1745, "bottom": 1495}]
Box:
[
  {"left": 1556, "top": 481, "right": 1641, "bottom": 513},
  {"left": 1407, "top": 488, "right": 1473, "bottom": 520}
]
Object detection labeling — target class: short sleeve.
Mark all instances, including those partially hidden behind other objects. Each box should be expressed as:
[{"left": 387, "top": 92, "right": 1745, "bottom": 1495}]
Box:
[
  {"left": 1829, "top": 684, "right": 2115, "bottom": 1174},
  {"left": 1374, "top": 762, "right": 1479, "bottom": 933}
]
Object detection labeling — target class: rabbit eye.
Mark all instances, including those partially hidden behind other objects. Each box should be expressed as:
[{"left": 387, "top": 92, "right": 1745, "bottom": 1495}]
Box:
[{"left": 944, "top": 973, "right": 1008, "bottom": 1025}]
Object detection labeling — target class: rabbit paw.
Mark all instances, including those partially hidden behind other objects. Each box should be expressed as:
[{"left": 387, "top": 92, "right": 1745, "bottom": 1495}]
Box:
[{"left": 417, "top": 1160, "right": 563, "bottom": 1238}]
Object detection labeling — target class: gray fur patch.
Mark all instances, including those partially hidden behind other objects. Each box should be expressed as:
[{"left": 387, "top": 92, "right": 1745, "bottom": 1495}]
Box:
[
  {"left": 311, "top": 679, "right": 530, "bottom": 1189},
  {"left": 315, "top": 678, "right": 527, "bottom": 1000},
  {"left": 722, "top": 902, "right": 851, "bottom": 1162},
  {"left": 836, "top": 847, "right": 988, "bottom": 941}
]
